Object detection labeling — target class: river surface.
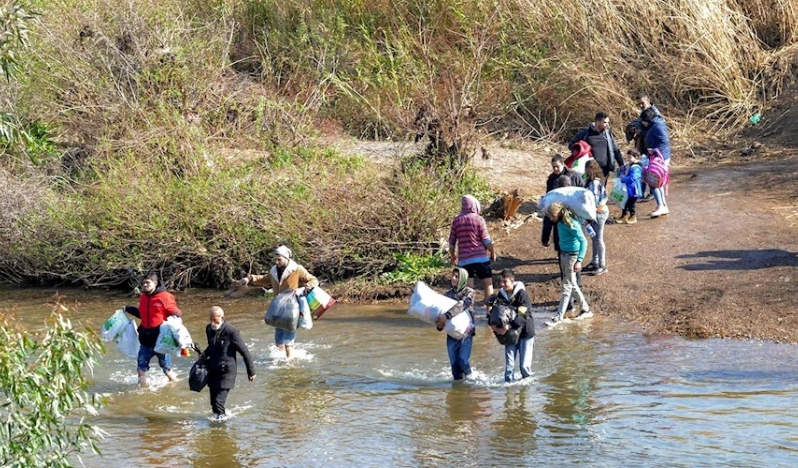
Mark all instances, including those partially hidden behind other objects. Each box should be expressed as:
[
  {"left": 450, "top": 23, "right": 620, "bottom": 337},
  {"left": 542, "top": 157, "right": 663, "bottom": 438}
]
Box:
[{"left": 3, "top": 286, "right": 798, "bottom": 467}]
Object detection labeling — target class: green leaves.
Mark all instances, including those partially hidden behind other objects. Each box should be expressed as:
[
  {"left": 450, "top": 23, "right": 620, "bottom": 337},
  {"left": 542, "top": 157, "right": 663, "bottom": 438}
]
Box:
[
  {"left": 0, "top": 301, "right": 105, "bottom": 468},
  {"left": 379, "top": 251, "right": 448, "bottom": 284},
  {"left": 0, "top": 1, "right": 35, "bottom": 82}
]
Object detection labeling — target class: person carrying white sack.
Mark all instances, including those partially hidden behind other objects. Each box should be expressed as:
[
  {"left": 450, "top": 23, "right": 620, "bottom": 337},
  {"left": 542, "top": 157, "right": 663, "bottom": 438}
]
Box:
[
  {"left": 434, "top": 267, "right": 476, "bottom": 381},
  {"left": 121, "top": 272, "right": 181, "bottom": 385},
  {"left": 237, "top": 245, "right": 318, "bottom": 358},
  {"left": 544, "top": 203, "right": 593, "bottom": 327}
]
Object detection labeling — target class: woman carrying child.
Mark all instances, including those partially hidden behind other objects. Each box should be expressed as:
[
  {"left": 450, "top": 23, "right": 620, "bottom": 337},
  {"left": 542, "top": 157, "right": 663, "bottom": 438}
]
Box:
[
  {"left": 583, "top": 160, "right": 609, "bottom": 275},
  {"left": 545, "top": 203, "right": 592, "bottom": 326},
  {"left": 617, "top": 149, "right": 644, "bottom": 225},
  {"left": 435, "top": 267, "right": 476, "bottom": 380}
]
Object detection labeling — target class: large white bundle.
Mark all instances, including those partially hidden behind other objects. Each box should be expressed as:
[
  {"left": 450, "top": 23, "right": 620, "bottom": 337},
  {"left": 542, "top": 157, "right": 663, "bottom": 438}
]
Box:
[
  {"left": 163, "top": 316, "right": 193, "bottom": 349},
  {"left": 153, "top": 322, "right": 181, "bottom": 356},
  {"left": 101, "top": 309, "right": 128, "bottom": 342},
  {"left": 407, "top": 282, "right": 457, "bottom": 325},
  {"left": 443, "top": 312, "right": 472, "bottom": 340},
  {"left": 538, "top": 187, "right": 597, "bottom": 221},
  {"left": 115, "top": 319, "right": 140, "bottom": 358}
]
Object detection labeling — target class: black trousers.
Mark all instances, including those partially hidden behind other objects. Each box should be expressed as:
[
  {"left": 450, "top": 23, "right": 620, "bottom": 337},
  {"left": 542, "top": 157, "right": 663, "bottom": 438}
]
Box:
[
  {"left": 624, "top": 196, "right": 639, "bottom": 216},
  {"left": 210, "top": 387, "right": 230, "bottom": 415}
]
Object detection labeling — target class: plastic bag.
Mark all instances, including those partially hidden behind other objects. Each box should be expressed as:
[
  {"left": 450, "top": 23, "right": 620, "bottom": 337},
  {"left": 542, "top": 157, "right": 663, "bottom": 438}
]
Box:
[
  {"left": 153, "top": 322, "right": 181, "bottom": 356},
  {"left": 443, "top": 312, "right": 472, "bottom": 340},
  {"left": 407, "top": 282, "right": 458, "bottom": 325},
  {"left": 307, "top": 287, "right": 336, "bottom": 319},
  {"left": 298, "top": 296, "right": 313, "bottom": 330},
  {"left": 538, "top": 187, "right": 597, "bottom": 221},
  {"left": 189, "top": 359, "right": 208, "bottom": 392},
  {"left": 101, "top": 309, "right": 129, "bottom": 342},
  {"left": 163, "top": 316, "right": 193, "bottom": 349},
  {"left": 265, "top": 290, "right": 300, "bottom": 331},
  {"left": 609, "top": 177, "right": 629, "bottom": 208},
  {"left": 115, "top": 319, "right": 140, "bottom": 358}
]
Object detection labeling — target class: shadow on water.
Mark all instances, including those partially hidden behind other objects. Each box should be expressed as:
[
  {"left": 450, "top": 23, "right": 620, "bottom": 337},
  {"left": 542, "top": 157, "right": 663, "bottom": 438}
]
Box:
[{"left": 675, "top": 249, "right": 798, "bottom": 271}]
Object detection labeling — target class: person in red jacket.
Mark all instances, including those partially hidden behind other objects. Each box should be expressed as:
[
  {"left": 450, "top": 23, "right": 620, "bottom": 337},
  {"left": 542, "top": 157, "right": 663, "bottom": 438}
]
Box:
[{"left": 123, "top": 272, "right": 182, "bottom": 385}]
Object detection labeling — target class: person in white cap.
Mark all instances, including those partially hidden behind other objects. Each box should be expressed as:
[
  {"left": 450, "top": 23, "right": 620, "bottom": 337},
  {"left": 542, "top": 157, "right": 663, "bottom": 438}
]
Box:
[{"left": 237, "top": 245, "right": 318, "bottom": 357}]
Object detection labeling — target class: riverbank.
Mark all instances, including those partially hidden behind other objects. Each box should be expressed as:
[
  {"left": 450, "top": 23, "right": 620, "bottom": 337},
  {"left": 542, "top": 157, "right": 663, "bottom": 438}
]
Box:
[{"left": 318, "top": 124, "right": 798, "bottom": 344}]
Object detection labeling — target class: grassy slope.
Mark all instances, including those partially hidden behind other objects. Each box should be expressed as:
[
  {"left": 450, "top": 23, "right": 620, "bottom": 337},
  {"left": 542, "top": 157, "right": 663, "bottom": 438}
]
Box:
[{"left": 0, "top": 0, "right": 796, "bottom": 288}]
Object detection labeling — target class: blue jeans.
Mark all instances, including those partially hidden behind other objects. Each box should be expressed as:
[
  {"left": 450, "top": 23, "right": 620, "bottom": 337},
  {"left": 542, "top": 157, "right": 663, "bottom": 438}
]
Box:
[
  {"left": 275, "top": 328, "right": 297, "bottom": 346},
  {"left": 504, "top": 336, "right": 534, "bottom": 382},
  {"left": 137, "top": 345, "right": 172, "bottom": 374},
  {"left": 446, "top": 334, "right": 473, "bottom": 380},
  {"left": 653, "top": 187, "right": 667, "bottom": 207}
]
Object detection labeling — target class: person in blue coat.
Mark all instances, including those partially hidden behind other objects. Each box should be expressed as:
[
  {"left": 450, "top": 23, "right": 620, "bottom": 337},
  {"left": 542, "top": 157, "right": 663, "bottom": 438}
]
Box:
[
  {"left": 641, "top": 108, "right": 671, "bottom": 217},
  {"left": 617, "top": 150, "right": 644, "bottom": 224}
]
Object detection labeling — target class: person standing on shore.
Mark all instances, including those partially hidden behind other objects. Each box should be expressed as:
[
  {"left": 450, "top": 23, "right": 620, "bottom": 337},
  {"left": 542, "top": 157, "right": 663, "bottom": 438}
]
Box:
[
  {"left": 449, "top": 195, "right": 496, "bottom": 312},
  {"left": 568, "top": 112, "right": 625, "bottom": 180}
]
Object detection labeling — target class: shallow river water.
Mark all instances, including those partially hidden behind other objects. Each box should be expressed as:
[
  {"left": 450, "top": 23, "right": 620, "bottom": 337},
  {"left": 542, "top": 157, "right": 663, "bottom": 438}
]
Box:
[{"left": 3, "top": 287, "right": 798, "bottom": 467}]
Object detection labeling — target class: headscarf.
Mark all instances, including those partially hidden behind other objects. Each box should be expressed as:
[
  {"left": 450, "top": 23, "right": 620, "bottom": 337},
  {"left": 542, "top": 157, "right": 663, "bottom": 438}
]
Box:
[
  {"left": 453, "top": 267, "right": 469, "bottom": 292},
  {"left": 274, "top": 245, "right": 292, "bottom": 259},
  {"left": 461, "top": 195, "right": 481, "bottom": 215}
]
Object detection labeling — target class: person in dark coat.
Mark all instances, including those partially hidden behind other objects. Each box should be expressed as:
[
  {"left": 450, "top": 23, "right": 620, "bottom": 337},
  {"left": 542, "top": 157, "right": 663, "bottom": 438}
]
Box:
[
  {"left": 486, "top": 269, "right": 535, "bottom": 382},
  {"left": 568, "top": 112, "right": 625, "bottom": 179},
  {"left": 202, "top": 306, "right": 256, "bottom": 419}
]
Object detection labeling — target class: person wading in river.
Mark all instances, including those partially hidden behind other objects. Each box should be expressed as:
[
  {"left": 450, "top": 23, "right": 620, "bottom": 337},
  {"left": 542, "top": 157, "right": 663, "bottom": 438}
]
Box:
[
  {"left": 237, "top": 245, "right": 318, "bottom": 358},
  {"left": 122, "top": 272, "right": 181, "bottom": 385},
  {"left": 200, "top": 306, "right": 256, "bottom": 420}
]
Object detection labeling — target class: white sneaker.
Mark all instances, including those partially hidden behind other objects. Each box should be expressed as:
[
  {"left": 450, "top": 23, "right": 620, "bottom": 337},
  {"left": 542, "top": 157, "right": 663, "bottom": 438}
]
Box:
[
  {"left": 651, "top": 206, "right": 665, "bottom": 218},
  {"left": 660, "top": 206, "right": 670, "bottom": 216}
]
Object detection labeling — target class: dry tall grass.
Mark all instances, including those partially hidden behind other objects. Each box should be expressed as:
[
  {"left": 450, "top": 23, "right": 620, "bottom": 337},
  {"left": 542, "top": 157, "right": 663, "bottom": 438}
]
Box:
[{"left": 1, "top": 0, "right": 797, "bottom": 287}]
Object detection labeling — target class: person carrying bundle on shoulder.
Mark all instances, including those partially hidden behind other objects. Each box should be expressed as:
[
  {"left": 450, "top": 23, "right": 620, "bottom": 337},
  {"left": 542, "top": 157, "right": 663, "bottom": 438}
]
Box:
[{"left": 544, "top": 202, "right": 592, "bottom": 327}]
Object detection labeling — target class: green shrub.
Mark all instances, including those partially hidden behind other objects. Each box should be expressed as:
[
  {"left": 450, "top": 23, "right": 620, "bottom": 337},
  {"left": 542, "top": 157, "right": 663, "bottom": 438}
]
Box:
[{"left": 0, "top": 302, "right": 105, "bottom": 468}]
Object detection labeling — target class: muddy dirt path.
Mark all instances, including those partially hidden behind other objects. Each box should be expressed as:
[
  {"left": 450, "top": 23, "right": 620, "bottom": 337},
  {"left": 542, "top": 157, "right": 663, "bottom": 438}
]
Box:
[
  {"left": 331, "top": 134, "right": 798, "bottom": 343},
  {"left": 493, "top": 156, "right": 798, "bottom": 343}
]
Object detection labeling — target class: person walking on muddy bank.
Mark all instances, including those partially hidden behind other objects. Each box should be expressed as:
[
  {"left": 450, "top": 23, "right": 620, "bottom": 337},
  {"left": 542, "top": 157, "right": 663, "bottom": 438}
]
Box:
[
  {"left": 122, "top": 272, "right": 181, "bottom": 385},
  {"left": 640, "top": 107, "right": 672, "bottom": 217},
  {"left": 200, "top": 306, "right": 256, "bottom": 420},
  {"left": 449, "top": 195, "right": 496, "bottom": 312},
  {"left": 237, "top": 245, "right": 318, "bottom": 358},
  {"left": 544, "top": 202, "right": 592, "bottom": 327},
  {"left": 569, "top": 112, "right": 625, "bottom": 180}
]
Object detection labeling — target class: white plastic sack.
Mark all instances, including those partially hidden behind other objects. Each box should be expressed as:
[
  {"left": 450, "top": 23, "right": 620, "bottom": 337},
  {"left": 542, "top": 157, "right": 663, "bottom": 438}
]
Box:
[
  {"left": 407, "top": 282, "right": 458, "bottom": 325},
  {"left": 609, "top": 177, "right": 629, "bottom": 208},
  {"left": 101, "top": 309, "right": 128, "bottom": 342},
  {"left": 298, "top": 296, "right": 313, "bottom": 330},
  {"left": 115, "top": 319, "right": 140, "bottom": 358},
  {"left": 443, "top": 312, "right": 472, "bottom": 340},
  {"left": 164, "top": 316, "right": 193, "bottom": 349},
  {"left": 538, "top": 187, "right": 597, "bottom": 221},
  {"left": 568, "top": 155, "right": 592, "bottom": 177},
  {"left": 153, "top": 322, "right": 181, "bottom": 356},
  {"left": 265, "top": 290, "right": 300, "bottom": 331}
]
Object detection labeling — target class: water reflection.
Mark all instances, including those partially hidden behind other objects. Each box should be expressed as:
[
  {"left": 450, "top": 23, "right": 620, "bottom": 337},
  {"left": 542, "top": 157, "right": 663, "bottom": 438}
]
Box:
[{"left": 190, "top": 425, "right": 244, "bottom": 468}]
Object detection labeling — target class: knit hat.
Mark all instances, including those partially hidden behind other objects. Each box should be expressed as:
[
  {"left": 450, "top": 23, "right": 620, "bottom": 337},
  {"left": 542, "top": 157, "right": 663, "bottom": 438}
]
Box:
[{"left": 274, "top": 245, "right": 292, "bottom": 259}]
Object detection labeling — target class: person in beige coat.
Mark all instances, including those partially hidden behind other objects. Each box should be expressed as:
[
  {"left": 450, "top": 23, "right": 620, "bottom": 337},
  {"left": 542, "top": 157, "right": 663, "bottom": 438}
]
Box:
[{"left": 237, "top": 245, "right": 318, "bottom": 357}]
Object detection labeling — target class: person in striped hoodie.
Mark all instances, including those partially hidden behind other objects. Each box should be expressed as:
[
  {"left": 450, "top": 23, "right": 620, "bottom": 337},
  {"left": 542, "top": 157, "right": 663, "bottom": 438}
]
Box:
[{"left": 449, "top": 195, "right": 496, "bottom": 312}]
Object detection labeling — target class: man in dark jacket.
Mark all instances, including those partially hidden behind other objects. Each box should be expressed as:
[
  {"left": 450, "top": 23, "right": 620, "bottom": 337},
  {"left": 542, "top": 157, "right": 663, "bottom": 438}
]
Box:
[
  {"left": 202, "top": 306, "right": 256, "bottom": 419},
  {"left": 123, "top": 272, "right": 181, "bottom": 385},
  {"left": 486, "top": 269, "right": 535, "bottom": 382},
  {"left": 568, "top": 112, "right": 624, "bottom": 179}
]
